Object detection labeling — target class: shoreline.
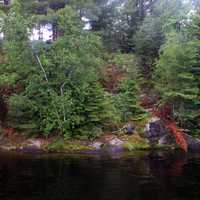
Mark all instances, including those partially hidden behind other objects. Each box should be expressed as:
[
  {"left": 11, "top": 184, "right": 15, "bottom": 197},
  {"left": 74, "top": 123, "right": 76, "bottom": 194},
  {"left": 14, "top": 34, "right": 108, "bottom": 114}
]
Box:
[{"left": 0, "top": 132, "right": 176, "bottom": 155}]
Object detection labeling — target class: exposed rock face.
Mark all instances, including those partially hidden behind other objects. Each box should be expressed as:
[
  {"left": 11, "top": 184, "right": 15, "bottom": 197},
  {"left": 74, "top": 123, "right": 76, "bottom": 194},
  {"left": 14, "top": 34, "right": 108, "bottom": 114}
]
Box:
[{"left": 144, "top": 117, "right": 167, "bottom": 142}]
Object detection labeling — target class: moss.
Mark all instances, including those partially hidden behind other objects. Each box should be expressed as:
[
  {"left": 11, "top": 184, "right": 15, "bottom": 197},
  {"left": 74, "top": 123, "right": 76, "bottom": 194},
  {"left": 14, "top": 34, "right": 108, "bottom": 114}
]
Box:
[
  {"left": 123, "top": 141, "right": 150, "bottom": 151},
  {"left": 46, "top": 138, "right": 65, "bottom": 151},
  {"left": 122, "top": 134, "right": 150, "bottom": 151},
  {"left": 154, "top": 144, "right": 177, "bottom": 150},
  {"left": 45, "top": 138, "right": 93, "bottom": 152},
  {"left": 121, "top": 133, "right": 178, "bottom": 151}
]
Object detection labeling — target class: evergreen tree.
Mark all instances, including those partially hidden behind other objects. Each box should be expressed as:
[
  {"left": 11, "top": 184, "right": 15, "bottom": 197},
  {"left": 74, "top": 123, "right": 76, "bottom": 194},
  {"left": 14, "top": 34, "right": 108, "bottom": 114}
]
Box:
[
  {"left": 154, "top": 13, "right": 200, "bottom": 135},
  {"left": 134, "top": 0, "right": 185, "bottom": 77},
  {"left": 2, "top": 0, "right": 35, "bottom": 85},
  {"left": 115, "top": 78, "right": 145, "bottom": 122},
  {"left": 0, "top": 1, "right": 121, "bottom": 138}
]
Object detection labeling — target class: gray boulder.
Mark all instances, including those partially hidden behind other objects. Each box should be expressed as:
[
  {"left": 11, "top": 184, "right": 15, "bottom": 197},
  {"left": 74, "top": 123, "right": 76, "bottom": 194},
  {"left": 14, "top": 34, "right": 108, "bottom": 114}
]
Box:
[
  {"left": 91, "top": 142, "right": 103, "bottom": 150},
  {"left": 108, "top": 138, "right": 124, "bottom": 147},
  {"left": 144, "top": 117, "right": 167, "bottom": 142}
]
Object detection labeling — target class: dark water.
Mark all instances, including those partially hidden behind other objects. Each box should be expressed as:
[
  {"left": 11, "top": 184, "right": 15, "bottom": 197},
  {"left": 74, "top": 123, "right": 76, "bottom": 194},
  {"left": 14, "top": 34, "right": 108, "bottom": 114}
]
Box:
[{"left": 0, "top": 150, "right": 200, "bottom": 200}]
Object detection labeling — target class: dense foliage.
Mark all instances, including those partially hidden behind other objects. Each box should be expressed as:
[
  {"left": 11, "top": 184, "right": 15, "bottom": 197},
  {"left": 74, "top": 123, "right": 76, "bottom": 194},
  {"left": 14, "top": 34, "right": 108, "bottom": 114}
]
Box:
[
  {"left": 154, "top": 16, "right": 200, "bottom": 135},
  {"left": 1, "top": 0, "right": 200, "bottom": 139},
  {"left": 0, "top": 0, "right": 142, "bottom": 139}
]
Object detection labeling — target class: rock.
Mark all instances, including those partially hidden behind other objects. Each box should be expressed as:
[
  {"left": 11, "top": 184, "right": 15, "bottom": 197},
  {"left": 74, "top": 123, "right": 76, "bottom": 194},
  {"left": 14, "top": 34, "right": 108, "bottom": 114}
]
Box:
[
  {"left": 105, "top": 138, "right": 124, "bottom": 152},
  {"left": 158, "top": 134, "right": 176, "bottom": 146},
  {"left": 91, "top": 142, "right": 103, "bottom": 150},
  {"left": 27, "top": 139, "right": 44, "bottom": 148},
  {"left": 19, "top": 139, "right": 46, "bottom": 153},
  {"left": 158, "top": 132, "right": 200, "bottom": 151},
  {"left": 108, "top": 138, "right": 124, "bottom": 147},
  {"left": 144, "top": 117, "right": 167, "bottom": 142},
  {"left": 90, "top": 138, "right": 124, "bottom": 153},
  {"left": 1, "top": 144, "right": 16, "bottom": 151},
  {"left": 21, "top": 146, "right": 44, "bottom": 153},
  {"left": 124, "top": 124, "right": 135, "bottom": 134},
  {"left": 183, "top": 133, "right": 200, "bottom": 151}
]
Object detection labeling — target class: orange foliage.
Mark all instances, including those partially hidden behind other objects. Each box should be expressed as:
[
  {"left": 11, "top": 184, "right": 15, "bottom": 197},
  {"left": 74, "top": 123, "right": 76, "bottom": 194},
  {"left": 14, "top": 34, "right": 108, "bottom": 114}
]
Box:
[
  {"left": 166, "top": 122, "right": 188, "bottom": 152},
  {"left": 140, "top": 94, "right": 188, "bottom": 152},
  {"left": 154, "top": 106, "right": 188, "bottom": 152}
]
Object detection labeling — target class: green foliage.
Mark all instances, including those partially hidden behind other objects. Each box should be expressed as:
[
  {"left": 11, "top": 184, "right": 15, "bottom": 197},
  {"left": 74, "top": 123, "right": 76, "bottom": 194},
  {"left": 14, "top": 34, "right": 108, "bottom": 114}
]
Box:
[
  {"left": 56, "top": 5, "right": 81, "bottom": 33},
  {"left": 134, "top": 0, "right": 186, "bottom": 74},
  {"left": 154, "top": 14, "right": 200, "bottom": 134},
  {"left": 1, "top": 0, "right": 35, "bottom": 86},
  {"left": 8, "top": 94, "right": 38, "bottom": 130},
  {"left": 154, "top": 35, "right": 198, "bottom": 101},
  {"left": 4, "top": 0, "right": 199, "bottom": 140},
  {"left": 29, "top": 9, "right": 119, "bottom": 137},
  {"left": 3, "top": 4, "right": 119, "bottom": 139},
  {"left": 115, "top": 78, "right": 146, "bottom": 122},
  {"left": 134, "top": 15, "right": 165, "bottom": 68},
  {"left": 67, "top": 0, "right": 164, "bottom": 52},
  {"left": 27, "top": 80, "right": 119, "bottom": 138},
  {"left": 102, "top": 53, "right": 146, "bottom": 123},
  {"left": 110, "top": 53, "right": 138, "bottom": 73},
  {"left": 123, "top": 136, "right": 150, "bottom": 151},
  {"left": 46, "top": 138, "right": 65, "bottom": 151}
]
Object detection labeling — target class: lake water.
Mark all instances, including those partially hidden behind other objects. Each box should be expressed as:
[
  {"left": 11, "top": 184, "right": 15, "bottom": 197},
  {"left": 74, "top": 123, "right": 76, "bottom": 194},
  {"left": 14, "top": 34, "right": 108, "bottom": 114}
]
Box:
[{"left": 0, "top": 150, "right": 200, "bottom": 200}]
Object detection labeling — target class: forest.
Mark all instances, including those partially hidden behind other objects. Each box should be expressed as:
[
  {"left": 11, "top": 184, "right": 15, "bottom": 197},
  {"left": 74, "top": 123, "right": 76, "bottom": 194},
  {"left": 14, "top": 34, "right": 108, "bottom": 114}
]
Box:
[{"left": 0, "top": 0, "right": 200, "bottom": 152}]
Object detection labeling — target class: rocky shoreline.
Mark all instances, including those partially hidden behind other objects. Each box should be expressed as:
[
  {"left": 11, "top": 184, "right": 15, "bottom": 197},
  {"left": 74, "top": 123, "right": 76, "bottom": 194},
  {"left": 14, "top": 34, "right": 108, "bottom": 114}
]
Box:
[
  {"left": 0, "top": 134, "right": 148, "bottom": 154},
  {"left": 1, "top": 116, "right": 200, "bottom": 154}
]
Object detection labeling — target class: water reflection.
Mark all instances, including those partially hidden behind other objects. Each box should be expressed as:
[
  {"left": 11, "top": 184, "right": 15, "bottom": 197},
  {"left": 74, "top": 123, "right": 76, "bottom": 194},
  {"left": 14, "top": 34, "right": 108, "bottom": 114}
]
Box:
[{"left": 0, "top": 151, "right": 199, "bottom": 200}]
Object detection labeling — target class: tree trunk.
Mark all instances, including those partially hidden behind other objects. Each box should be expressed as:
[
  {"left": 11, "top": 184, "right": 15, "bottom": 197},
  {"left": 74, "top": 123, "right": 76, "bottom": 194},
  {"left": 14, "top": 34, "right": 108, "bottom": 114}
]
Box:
[{"left": 52, "top": 23, "right": 58, "bottom": 41}]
